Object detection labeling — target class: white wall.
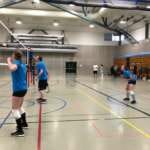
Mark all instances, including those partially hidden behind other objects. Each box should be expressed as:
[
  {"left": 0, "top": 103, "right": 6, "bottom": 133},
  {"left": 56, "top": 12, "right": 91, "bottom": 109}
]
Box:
[
  {"left": 131, "top": 27, "right": 145, "bottom": 41},
  {"left": 65, "top": 31, "right": 117, "bottom": 46}
]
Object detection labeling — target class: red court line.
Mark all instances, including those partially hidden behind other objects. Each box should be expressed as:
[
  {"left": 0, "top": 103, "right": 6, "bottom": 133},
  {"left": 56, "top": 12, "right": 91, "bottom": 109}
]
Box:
[
  {"left": 92, "top": 122, "right": 104, "bottom": 138},
  {"left": 37, "top": 103, "right": 42, "bottom": 150}
]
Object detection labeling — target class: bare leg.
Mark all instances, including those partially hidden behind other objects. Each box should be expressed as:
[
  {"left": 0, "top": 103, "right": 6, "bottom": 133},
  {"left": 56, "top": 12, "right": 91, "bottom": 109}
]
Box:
[
  {"left": 123, "top": 84, "right": 130, "bottom": 101},
  {"left": 129, "top": 84, "right": 136, "bottom": 104},
  {"left": 11, "top": 96, "right": 24, "bottom": 136},
  {"left": 39, "top": 90, "right": 44, "bottom": 99},
  {"left": 12, "top": 96, "right": 23, "bottom": 110}
]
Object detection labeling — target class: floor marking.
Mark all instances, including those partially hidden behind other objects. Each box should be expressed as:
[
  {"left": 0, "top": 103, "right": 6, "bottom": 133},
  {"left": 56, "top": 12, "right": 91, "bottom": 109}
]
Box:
[
  {"left": 3, "top": 118, "right": 101, "bottom": 125},
  {"left": 42, "top": 113, "right": 109, "bottom": 117},
  {"left": 0, "top": 111, "right": 11, "bottom": 128},
  {"left": 105, "top": 116, "right": 150, "bottom": 120},
  {"left": 37, "top": 103, "right": 42, "bottom": 150},
  {"left": 0, "top": 113, "right": 108, "bottom": 121},
  {"left": 0, "top": 96, "right": 67, "bottom": 122},
  {"left": 76, "top": 80, "right": 150, "bottom": 117},
  {"left": 92, "top": 122, "right": 104, "bottom": 137},
  {"left": 78, "top": 89, "right": 150, "bottom": 138}
]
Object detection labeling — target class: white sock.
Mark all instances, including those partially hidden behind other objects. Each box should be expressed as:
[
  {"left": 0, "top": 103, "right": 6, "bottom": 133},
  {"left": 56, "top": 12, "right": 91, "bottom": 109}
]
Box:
[
  {"left": 12, "top": 109, "right": 21, "bottom": 119},
  {"left": 126, "top": 91, "right": 130, "bottom": 98},
  {"left": 130, "top": 91, "right": 136, "bottom": 101},
  {"left": 19, "top": 107, "right": 25, "bottom": 115}
]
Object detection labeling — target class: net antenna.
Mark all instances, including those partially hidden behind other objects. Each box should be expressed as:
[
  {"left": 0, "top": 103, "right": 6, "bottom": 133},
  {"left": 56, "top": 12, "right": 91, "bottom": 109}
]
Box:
[{"left": 0, "top": 20, "right": 29, "bottom": 65}]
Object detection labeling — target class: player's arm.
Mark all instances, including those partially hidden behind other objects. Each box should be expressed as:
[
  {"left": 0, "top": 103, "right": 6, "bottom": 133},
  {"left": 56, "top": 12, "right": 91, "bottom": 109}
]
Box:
[
  {"left": 7, "top": 57, "right": 17, "bottom": 71},
  {"left": 129, "top": 73, "right": 134, "bottom": 80},
  {"left": 38, "top": 69, "right": 43, "bottom": 77}
]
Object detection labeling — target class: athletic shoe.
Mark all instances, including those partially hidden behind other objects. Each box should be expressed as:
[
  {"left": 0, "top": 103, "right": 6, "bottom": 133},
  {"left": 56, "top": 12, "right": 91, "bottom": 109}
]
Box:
[
  {"left": 21, "top": 113, "right": 29, "bottom": 129},
  {"left": 11, "top": 130, "right": 24, "bottom": 137},
  {"left": 12, "top": 118, "right": 24, "bottom": 137},
  {"left": 36, "top": 98, "right": 42, "bottom": 103},
  {"left": 37, "top": 98, "right": 47, "bottom": 104},
  {"left": 130, "top": 100, "right": 136, "bottom": 104},
  {"left": 123, "top": 98, "right": 130, "bottom": 101},
  {"left": 22, "top": 122, "right": 29, "bottom": 129}
]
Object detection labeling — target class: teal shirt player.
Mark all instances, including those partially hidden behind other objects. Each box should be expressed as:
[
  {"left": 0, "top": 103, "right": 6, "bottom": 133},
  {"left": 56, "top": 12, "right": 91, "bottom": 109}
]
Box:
[
  {"left": 11, "top": 60, "right": 27, "bottom": 92},
  {"left": 36, "top": 61, "right": 48, "bottom": 80}
]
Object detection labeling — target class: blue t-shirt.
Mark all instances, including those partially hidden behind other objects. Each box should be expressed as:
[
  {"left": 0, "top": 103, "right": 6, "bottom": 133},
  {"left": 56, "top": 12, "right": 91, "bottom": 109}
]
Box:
[
  {"left": 130, "top": 73, "right": 137, "bottom": 81},
  {"left": 123, "top": 70, "right": 130, "bottom": 79},
  {"left": 11, "top": 60, "right": 27, "bottom": 92},
  {"left": 36, "top": 61, "right": 48, "bottom": 80}
]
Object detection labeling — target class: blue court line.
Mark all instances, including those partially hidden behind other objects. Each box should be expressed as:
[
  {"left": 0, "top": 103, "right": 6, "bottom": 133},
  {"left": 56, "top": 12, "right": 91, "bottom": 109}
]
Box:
[
  {"left": 0, "top": 111, "right": 11, "bottom": 129},
  {"left": 0, "top": 96, "right": 67, "bottom": 126},
  {"left": 30, "top": 96, "right": 68, "bottom": 116},
  {"left": 76, "top": 80, "right": 150, "bottom": 117}
]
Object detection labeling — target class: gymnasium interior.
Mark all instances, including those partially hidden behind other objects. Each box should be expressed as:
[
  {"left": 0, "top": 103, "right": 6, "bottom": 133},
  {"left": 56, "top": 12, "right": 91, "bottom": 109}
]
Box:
[{"left": 0, "top": 0, "right": 150, "bottom": 150}]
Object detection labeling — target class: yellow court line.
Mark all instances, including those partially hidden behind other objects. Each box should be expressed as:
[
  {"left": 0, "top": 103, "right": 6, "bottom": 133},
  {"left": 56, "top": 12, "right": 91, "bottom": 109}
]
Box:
[{"left": 77, "top": 89, "right": 150, "bottom": 139}]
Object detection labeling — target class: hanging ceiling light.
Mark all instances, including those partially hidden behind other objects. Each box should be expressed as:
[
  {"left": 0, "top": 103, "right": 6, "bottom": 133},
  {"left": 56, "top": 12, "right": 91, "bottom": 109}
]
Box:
[
  {"left": 16, "top": 20, "right": 22, "bottom": 25},
  {"left": 120, "top": 20, "right": 127, "bottom": 24},
  {"left": 53, "top": 21, "right": 59, "bottom": 27},
  {"left": 32, "top": 0, "right": 40, "bottom": 4},
  {"left": 100, "top": 7, "right": 106, "bottom": 13},
  {"left": 69, "top": 4, "right": 75, "bottom": 7},
  {"left": 89, "top": 24, "right": 95, "bottom": 28},
  {"left": 146, "top": 6, "right": 150, "bottom": 9}
]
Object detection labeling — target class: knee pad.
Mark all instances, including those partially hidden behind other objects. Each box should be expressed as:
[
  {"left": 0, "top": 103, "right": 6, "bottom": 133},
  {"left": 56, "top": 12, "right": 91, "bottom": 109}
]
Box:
[{"left": 12, "top": 109, "right": 21, "bottom": 119}]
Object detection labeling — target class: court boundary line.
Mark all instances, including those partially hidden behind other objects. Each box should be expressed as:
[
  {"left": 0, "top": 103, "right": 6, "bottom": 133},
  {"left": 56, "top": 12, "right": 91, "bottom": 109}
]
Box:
[
  {"left": 0, "top": 111, "right": 11, "bottom": 129},
  {"left": 37, "top": 103, "right": 42, "bottom": 150},
  {"left": 3, "top": 118, "right": 101, "bottom": 125},
  {"left": 3, "top": 116, "right": 150, "bottom": 125},
  {"left": 0, "top": 96, "right": 67, "bottom": 121},
  {"left": 105, "top": 116, "right": 150, "bottom": 120},
  {"left": 77, "top": 89, "right": 150, "bottom": 138},
  {"left": 76, "top": 80, "right": 150, "bottom": 117}
]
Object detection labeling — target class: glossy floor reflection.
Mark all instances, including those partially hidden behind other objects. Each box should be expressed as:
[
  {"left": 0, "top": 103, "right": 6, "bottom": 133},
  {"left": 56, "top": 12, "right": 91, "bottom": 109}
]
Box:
[{"left": 0, "top": 74, "right": 150, "bottom": 150}]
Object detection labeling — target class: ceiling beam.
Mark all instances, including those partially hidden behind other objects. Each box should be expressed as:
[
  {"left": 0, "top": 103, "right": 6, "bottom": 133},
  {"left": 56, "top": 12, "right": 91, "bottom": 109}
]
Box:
[
  {"left": 0, "top": 8, "right": 77, "bottom": 18},
  {"left": 46, "top": 2, "right": 120, "bottom": 31},
  {"left": 0, "top": 0, "right": 25, "bottom": 8},
  {"left": 41, "top": 0, "right": 150, "bottom": 11},
  {"left": 41, "top": 0, "right": 138, "bottom": 44},
  {"left": 110, "top": 15, "right": 124, "bottom": 28},
  {"left": 124, "top": 16, "right": 146, "bottom": 29},
  {"left": 28, "top": 29, "right": 48, "bottom": 35},
  {"left": 82, "top": 6, "right": 87, "bottom": 17}
]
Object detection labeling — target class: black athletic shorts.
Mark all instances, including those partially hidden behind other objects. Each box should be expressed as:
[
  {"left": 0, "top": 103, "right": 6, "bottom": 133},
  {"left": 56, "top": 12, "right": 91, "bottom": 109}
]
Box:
[
  {"left": 93, "top": 71, "right": 98, "bottom": 74},
  {"left": 46, "top": 80, "right": 49, "bottom": 87},
  {"left": 13, "top": 90, "right": 27, "bottom": 97},
  {"left": 38, "top": 80, "right": 47, "bottom": 91},
  {"left": 128, "top": 80, "right": 136, "bottom": 85}
]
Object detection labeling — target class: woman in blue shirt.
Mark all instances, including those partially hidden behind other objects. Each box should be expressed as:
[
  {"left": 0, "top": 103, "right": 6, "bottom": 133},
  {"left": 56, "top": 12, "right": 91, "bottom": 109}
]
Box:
[
  {"left": 123, "top": 66, "right": 137, "bottom": 104},
  {"left": 35, "top": 56, "right": 48, "bottom": 103},
  {"left": 7, "top": 50, "right": 28, "bottom": 137}
]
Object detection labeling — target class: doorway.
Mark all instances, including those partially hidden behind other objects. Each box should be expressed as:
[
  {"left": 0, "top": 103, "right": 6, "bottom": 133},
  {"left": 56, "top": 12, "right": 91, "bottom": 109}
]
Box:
[{"left": 65, "top": 61, "right": 77, "bottom": 73}]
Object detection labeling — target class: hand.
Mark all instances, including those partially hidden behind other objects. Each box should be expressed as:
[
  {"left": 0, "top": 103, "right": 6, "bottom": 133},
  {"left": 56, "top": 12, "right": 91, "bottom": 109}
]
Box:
[{"left": 7, "top": 57, "right": 12, "bottom": 63}]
